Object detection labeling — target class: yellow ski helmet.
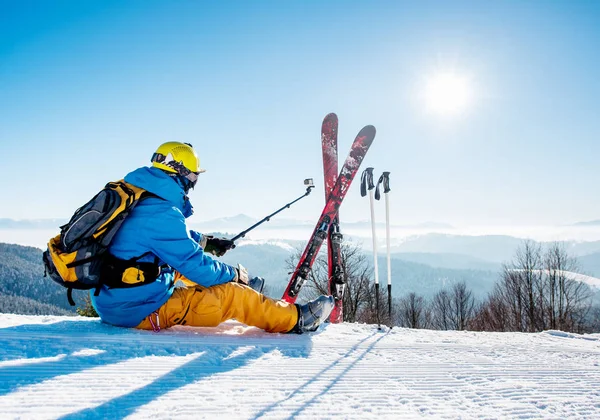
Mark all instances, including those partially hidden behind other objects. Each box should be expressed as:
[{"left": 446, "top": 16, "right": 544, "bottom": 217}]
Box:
[{"left": 151, "top": 142, "right": 205, "bottom": 186}]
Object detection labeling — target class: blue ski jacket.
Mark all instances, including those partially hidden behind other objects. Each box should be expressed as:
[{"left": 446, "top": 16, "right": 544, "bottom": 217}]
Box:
[{"left": 91, "top": 166, "right": 237, "bottom": 327}]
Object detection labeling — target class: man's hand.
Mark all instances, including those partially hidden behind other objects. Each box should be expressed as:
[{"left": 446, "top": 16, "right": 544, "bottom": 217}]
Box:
[{"left": 202, "top": 235, "right": 235, "bottom": 257}]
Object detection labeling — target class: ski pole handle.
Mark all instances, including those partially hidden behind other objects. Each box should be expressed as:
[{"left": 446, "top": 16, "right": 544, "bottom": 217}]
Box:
[
  {"left": 382, "top": 171, "right": 391, "bottom": 193},
  {"left": 360, "top": 167, "right": 375, "bottom": 197},
  {"left": 375, "top": 171, "right": 391, "bottom": 201}
]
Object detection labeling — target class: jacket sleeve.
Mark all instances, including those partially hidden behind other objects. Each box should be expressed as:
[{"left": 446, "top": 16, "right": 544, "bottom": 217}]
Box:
[
  {"left": 189, "top": 230, "right": 203, "bottom": 244},
  {"left": 145, "top": 207, "right": 236, "bottom": 287}
]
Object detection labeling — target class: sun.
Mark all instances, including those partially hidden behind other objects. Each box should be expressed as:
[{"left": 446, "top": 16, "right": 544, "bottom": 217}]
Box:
[{"left": 423, "top": 72, "right": 472, "bottom": 117}]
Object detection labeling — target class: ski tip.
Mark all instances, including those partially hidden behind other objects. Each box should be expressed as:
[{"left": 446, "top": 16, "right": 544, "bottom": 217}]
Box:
[
  {"left": 358, "top": 124, "right": 376, "bottom": 139},
  {"left": 323, "top": 113, "right": 338, "bottom": 125}
]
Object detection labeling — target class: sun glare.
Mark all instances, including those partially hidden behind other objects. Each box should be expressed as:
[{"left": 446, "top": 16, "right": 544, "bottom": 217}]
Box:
[{"left": 423, "top": 72, "right": 472, "bottom": 117}]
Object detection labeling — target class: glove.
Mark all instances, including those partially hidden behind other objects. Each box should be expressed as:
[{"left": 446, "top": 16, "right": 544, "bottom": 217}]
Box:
[
  {"left": 234, "top": 264, "right": 249, "bottom": 285},
  {"left": 233, "top": 264, "right": 265, "bottom": 293},
  {"left": 202, "top": 235, "right": 235, "bottom": 257}
]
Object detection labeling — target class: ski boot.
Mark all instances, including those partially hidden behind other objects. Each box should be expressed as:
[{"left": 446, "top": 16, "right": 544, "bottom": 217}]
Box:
[{"left": 294, "top": 295, "right": 335, "bottom": 333}]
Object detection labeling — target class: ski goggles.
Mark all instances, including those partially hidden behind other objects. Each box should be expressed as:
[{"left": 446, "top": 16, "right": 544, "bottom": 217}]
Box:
[
  {"left": 151, "top": 153, "right": 203, "bottom": 187},
  {"left": 183, "top": 169, "right": 200, "bottom": 188}
]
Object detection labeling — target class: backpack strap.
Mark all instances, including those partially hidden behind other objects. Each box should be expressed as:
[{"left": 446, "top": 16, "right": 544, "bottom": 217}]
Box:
[
  {"left": 88, "top": 190, "right": 161, "bottom": 289},
  {"left": 67, "top": 288, "right": 76, "bottom": 306}
]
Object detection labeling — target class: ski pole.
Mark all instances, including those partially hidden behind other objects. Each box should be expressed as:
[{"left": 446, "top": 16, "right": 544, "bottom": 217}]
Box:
[
  {"left": 230, "top": 178, "right": 315, "bottom": 242},
  {"left": 361, "top": 167, "right": 380, "bottom": 329},
  {"left": 376, "top": 172, "right": 392, "bottom": 322}
]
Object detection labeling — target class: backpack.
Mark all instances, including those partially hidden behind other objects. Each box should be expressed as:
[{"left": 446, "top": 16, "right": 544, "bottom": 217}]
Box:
[{"left": 43, "top": 180, "right": 156, "bottom": 306}]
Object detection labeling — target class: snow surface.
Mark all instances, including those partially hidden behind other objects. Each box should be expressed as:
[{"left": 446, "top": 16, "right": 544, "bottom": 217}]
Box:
[{"left": 1, "top": 314, "right": 599, "bottom": 419}]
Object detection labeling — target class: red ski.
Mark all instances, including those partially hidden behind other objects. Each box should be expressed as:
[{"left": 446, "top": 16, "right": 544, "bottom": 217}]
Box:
[
  {"left": 282, "top": 123, "right": 375, "bottom": 303},
  {"left": 321, "top": 114, "right": 345, "bottom": 323}
]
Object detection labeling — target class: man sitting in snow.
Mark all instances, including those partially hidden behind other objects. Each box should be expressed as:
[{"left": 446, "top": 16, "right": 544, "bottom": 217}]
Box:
[{"left": 91, "top": 141, "right": 333, "bottom": 333}]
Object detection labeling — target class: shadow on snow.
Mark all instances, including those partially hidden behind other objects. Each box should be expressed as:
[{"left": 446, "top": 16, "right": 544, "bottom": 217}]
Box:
[{"left": 0, "top": 319, "right": 313, "bottom": 419}]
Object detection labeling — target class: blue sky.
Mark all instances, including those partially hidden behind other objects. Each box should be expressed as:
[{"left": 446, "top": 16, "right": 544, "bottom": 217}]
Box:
[{"left": 1, "top": 0, "right": 599, "bottom": 227}]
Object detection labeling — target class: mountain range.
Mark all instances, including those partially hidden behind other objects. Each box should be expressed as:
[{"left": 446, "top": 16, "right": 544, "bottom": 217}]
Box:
[
  {"left": 2, "top": 214, "right": 600, "bottom": 316},
  {"left": 2, "top": 233, "right": 599, "bottom": 317}
]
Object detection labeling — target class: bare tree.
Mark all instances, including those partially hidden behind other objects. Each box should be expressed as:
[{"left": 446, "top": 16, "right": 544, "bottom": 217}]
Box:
[
  {"left": 497, "top": 264, "right": 524, "bottom": 331},
  {"left": 470, "top": 240, "right": 594, "bottom": 333},
  {"left": 516, "top": 240, "right": 544, "bottom": 331},
  {"left": 339, "top": 244, "right": 374, "bottom": 323},
  {"left": 544, "top": 242, "right": 591, "bottom": 332},
  {"left": 430, "top": 282, "right": 475, "bottom": 330},
  {"left": 449, "top": 281, "right": 475, "bottom": 330},
  {"left": 494, "top": 241, "right": 543, "bottom": 332},
  {"left": 397, "top": 292, "right": 430, "bottom": 329},
  {"left": 431, "top": 289, "right": 452, "bottom": 330},
  {"left": 356, "top": 281, "right": 388, "bottom": 325},
  {"left": 469, "top": 289, "right": 509, "bottom": 332},
  {"left": 285, "top": 240, "right": 373, "bottom": 323},
  {"left": 588, "top": 305, "right": 600, "bottom": 333}
]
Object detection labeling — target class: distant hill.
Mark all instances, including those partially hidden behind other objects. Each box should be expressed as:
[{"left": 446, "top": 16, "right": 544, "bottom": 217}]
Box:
[
  {"left": 0, "top": 294, "right": 72, "bottom": 316},
  {"left": 189, "top": 215, "right": 455, "bottom": 235},
  {"left": 573, "top": 220, "right": 600, "bottom": 226},
  {"left": 342, "top": 221, "right": 454, "bottom": 230},
  {"left": 382, "top": 256, "right": 497, "bottom": 300},
  {"left": 189, "top": 214, "right": 313, "bottom": 235},
  {"left": 386, "top": 234, "right": 600, "bottom": 263},
  {"left": 569, "top": 241, "right": 600, "bottom": 257},
  {"left": 390, "top": 234, "right": 524, "bottom": 263},
  {"left": 220, "top": 241, "right": 499, "bottom": 300},
  {"left": 218, "top": 242, "right": 296, "bottom": 297},
  {"left": 0, "top": 243, "right": 81, "bottom": 315},
  {"left": 2, "top": 235, "right": 597, "bottom": 314},
  {"left": 579, "top": 252, "right": 600, "bottom": 277},
  {"left": 391, "top": 252, "right": 500, "bottom": 271},
  {"left": 0, "top": 218, "right": 65, "bottom": 229}
]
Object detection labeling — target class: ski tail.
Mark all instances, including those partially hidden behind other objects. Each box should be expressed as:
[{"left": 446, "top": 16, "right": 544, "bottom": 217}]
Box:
[
  {"left": 282, "top": 124, "right": 376, "bottom": 304},
  {"left": 328, "top": 222, "right": 344, "bottom": 323}
]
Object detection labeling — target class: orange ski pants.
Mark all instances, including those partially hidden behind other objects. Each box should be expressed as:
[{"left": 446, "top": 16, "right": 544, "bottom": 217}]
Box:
[{"left": 136, "top": 275, "right": 298, "bottom": 333}]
